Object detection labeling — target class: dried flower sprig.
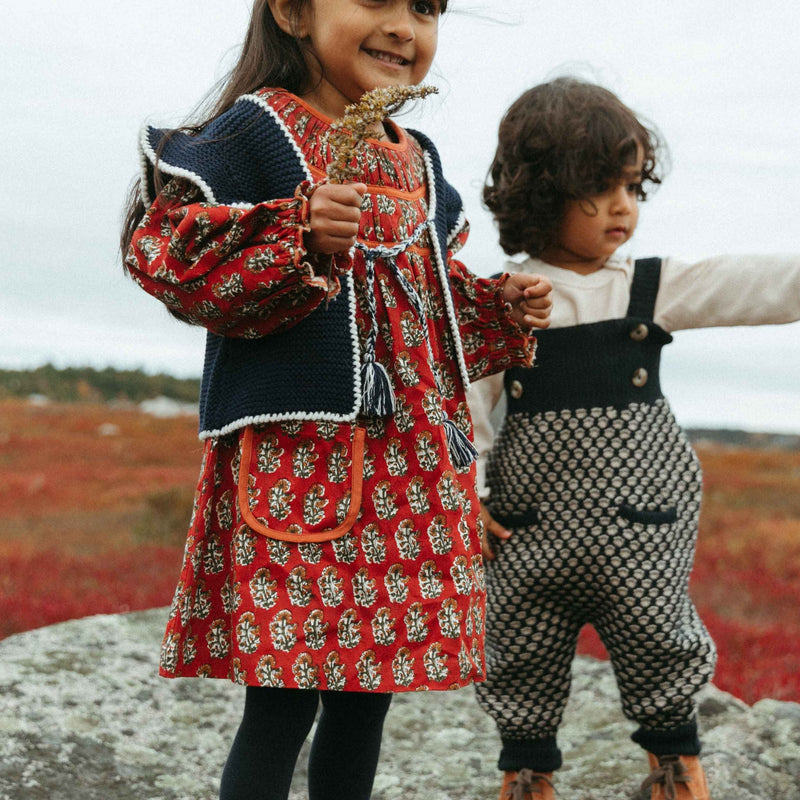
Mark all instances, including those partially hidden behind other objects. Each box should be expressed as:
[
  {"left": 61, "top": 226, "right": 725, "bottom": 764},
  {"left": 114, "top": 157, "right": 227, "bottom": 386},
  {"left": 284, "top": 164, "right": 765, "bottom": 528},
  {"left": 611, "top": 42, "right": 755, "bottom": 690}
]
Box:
[
  {"left": 326, "top": 84, "right": 439, "bottom": 184},
  {"left": 322, "top": 85, "right": 438, "bottom": 300}
]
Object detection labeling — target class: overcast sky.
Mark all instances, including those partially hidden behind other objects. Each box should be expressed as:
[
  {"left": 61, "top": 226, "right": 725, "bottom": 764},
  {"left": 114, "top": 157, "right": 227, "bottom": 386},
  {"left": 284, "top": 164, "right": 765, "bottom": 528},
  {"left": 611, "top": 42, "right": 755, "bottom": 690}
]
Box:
[{"left": 2, "top": 0, "right": 799, "bottom": 432}]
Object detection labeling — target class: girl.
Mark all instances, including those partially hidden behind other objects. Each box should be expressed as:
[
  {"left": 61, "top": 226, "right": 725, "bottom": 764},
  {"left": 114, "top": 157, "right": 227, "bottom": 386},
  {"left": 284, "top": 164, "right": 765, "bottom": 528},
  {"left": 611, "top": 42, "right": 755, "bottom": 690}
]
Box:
[
  {"left": 121, "top": 2, "right": 552, "bottom": 799},
  {"left": 468, "top": 77, "right": 800, "bottom": 800}
]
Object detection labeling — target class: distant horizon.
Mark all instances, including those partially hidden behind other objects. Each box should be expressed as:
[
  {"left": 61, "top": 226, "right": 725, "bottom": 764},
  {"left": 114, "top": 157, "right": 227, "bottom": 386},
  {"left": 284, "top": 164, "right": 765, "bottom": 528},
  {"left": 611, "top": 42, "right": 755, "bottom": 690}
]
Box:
[{"left": 4, "top": 362, "right": 800, "bottom": 440}]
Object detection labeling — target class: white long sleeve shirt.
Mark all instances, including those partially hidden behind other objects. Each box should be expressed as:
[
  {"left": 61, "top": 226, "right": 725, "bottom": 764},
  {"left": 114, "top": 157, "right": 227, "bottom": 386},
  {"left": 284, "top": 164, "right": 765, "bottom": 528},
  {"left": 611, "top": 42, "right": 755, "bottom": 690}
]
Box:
[{"left": 468, "top": 252, "right": 800, "bottom": 497}]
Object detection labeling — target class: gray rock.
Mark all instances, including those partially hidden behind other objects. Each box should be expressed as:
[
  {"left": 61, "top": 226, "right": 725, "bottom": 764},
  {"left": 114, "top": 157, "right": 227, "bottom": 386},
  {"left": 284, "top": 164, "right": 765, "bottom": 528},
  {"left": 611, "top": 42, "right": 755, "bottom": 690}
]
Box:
[{"left": 0, "top": 610, "right": 798, "bottom": 799}]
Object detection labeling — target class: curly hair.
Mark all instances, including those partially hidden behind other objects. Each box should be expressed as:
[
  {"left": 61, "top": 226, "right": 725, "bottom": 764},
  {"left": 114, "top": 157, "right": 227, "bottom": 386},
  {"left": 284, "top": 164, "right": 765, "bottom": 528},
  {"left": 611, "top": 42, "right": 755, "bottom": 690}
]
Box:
[{"left": 484, "top": 77, "right": 664, "bottom": 258}]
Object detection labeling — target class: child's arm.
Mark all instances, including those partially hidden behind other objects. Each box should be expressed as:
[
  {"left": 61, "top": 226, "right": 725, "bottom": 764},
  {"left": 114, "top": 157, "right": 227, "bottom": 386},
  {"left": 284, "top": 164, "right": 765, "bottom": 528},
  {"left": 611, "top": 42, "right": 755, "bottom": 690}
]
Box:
[
  {"left": 656, "top": 254, "right": 800, "bottom": 331},
  {"left": 125, "top": 178, "right": 364, "bottom": 338},
  {"left": 466, "top": 377, "right": 513, "bottom": 561}
]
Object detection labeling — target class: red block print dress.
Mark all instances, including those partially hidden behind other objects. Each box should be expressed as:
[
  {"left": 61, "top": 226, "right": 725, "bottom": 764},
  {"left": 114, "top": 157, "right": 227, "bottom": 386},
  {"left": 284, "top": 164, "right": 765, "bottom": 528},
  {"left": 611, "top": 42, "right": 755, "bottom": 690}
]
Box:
[{"left": 127, "top": 90, "right": 534, "bottom": 693}]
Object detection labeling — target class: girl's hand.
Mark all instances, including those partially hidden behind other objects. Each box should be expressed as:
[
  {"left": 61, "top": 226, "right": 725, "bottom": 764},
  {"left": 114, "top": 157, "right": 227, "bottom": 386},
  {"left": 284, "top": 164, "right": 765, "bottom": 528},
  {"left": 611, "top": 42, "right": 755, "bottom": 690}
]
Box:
[
  {"left": 306, "top": 182, "right": 367, "bottom": 254},
  {"left": 479, "top": 501, "right": 512, "bottom": 561},
  {"left": 503, "top": 273, "right": 553, "bottom": 329}
]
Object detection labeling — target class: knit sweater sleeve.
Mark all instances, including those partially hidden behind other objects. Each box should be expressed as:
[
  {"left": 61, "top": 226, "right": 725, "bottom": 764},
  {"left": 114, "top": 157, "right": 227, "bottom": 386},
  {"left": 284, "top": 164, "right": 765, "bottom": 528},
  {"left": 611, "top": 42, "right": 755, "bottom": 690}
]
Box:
[{"left": 125, "top": 177, "right": 342, "bottom": 337}]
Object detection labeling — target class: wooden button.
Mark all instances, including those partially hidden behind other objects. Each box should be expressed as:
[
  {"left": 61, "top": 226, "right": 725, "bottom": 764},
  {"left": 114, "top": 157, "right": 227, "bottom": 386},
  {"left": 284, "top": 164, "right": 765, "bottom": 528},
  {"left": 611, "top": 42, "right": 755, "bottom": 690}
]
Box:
[
  {"left": 630, "top": 323, "right": 649, "bottom": 341},
  {"left": 632, "top": 368, "right": 649, "bottom": 387},
  {"left": 509, "top": 380, "right": 524, "bottom": 399}
]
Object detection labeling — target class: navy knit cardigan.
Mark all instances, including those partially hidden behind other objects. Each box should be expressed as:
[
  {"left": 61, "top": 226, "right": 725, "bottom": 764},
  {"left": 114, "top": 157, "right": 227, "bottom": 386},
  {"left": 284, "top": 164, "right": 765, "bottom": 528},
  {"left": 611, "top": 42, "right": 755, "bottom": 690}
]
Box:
[{"left": 139, "top": 92, "right": 470, "bottom": 439}]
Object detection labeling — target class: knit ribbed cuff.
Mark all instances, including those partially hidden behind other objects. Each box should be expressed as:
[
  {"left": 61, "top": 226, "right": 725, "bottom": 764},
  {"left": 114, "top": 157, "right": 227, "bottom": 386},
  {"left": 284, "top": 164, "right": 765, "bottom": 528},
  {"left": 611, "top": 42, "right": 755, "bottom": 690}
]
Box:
[
  {"left": 498, "top": 736, "right": 562, "bottom": 773},
  {"left": 631, "top": 720, "right": 701, "bottom": 756}
]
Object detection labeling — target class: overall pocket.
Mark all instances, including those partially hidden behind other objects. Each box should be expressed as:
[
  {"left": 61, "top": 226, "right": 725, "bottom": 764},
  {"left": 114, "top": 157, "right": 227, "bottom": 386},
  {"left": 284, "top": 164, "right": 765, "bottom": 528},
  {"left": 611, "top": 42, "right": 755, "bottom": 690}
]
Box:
[
  {"left": 237, "top": 424, "right": 366, "bottom": 542},
  {"left": 617, "top": 502, "right": 678, "bottom": 526},
  {"left": 489, "top": 507, "right": 540, "bottom": 528}
]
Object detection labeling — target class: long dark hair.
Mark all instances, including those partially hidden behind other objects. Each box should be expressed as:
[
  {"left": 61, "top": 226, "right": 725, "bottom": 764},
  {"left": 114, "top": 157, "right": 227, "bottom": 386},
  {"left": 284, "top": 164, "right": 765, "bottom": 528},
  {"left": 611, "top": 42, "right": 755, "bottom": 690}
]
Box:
[
  {"left": 120, "top": 0, "right": 450, "bottom": 267},
  {"left": 483, "top": 77, "right": 664, "bottom": 258},
  {"left": 120, "top": 0, "right": 314, "bottom": 266}
]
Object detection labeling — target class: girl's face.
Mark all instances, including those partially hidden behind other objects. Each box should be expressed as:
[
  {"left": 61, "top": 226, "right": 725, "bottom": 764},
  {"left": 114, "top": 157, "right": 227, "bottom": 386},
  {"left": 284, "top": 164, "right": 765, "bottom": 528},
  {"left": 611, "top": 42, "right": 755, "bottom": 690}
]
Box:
[
  {"left": 541, "top": 146, "right": 644, "bottom": 275},
  {"left": 291, "top": 0, "right": 441, "bottom": 119}
]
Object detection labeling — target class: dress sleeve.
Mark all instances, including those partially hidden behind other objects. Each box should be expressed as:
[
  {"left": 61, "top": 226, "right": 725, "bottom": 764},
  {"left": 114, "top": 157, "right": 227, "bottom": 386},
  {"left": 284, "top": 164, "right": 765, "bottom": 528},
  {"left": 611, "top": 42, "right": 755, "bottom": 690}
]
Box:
[
  {"left": 448, "top": 249, "right": 537, "bottom": 381},
  {"left": 655, "top": 254, "right": 800, "bottom": 332},
  {"left": 125, "top": 177, "right": 348, "bottom": 338}
]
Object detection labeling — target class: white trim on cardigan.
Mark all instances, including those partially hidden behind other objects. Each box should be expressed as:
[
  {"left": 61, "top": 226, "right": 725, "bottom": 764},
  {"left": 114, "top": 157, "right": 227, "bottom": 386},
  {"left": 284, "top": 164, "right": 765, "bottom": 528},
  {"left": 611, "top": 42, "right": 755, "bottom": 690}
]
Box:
[
  {"left": 446, "top": 208, "right": 468, "bottom": 248},
  {"left": 138, "top": 93, "right": 314, "bottom": 209},
  {"left": 138, "top": 124, "right": 245, "bottom": 209},
  {"left": 238, "top": 92, "right": 315, "bottom": 185},
  {"left": 198, "top": 274, "right": 362, "bottom": 440},
  {"left": 421, "top": 150, "right": 471, "bottom": 390}
]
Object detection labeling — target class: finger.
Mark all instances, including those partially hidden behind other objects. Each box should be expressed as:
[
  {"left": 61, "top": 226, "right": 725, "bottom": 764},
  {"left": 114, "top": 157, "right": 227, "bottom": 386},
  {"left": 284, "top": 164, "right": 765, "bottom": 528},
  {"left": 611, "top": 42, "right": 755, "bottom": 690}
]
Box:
[
  {"left": 488, "top": 520, "right": 512, "bottom": 540},
  {"left": 307, "top": 232, "right": 359, "bottom": 254},
  {"left": 325, "top": 235, "right": 360, "bottom": 253},
  {"left": 522, "top": 305, "right": 552, "bottom": 319},
  {"left": 523, "top": 283, "right": 553, "bottom": 299},
  {"left": 524, "top": 314, "right": 551, "bottom": 329},
  {"left": 481, "top": 536, "right": 496, "bottom": 561},
  {"left": 315, "top": 218, "right": 361, "bottom": 238},
  {"left": 323, "top": 182, "right": 368, "bottom": 208},
  {"left": 312, "top": 201, "right": 363, "bottom": 226},
  {"left": 522, "top": 297, "right": 553, "bottom": 314}
]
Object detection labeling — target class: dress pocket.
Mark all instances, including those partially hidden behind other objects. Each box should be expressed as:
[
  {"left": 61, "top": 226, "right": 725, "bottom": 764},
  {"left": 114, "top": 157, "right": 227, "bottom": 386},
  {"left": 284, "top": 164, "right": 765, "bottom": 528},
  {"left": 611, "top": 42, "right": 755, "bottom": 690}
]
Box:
[
  {"left": 617, "top": 502, "right": 678, "bottom": 526},
  {"left": 237, "top": 424, "right": 366, "bottom": 542}
]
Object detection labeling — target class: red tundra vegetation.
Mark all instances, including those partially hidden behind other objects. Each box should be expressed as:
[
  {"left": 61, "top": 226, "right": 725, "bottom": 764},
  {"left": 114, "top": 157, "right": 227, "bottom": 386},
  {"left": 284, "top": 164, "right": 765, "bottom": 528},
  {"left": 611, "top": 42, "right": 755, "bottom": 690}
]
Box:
[{"left": 1, "top": 399, "right": 798, "bottom": 704}]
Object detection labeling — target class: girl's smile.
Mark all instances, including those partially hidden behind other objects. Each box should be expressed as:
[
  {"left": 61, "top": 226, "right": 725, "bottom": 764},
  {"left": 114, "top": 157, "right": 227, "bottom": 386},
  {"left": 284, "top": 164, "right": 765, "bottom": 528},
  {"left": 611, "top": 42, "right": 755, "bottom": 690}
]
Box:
[
  {"left": 270, "top": 0, "right": 440, "bottom": 122},
  {"left": 363, "top": 47, "right": 412, "bottom": 67}
]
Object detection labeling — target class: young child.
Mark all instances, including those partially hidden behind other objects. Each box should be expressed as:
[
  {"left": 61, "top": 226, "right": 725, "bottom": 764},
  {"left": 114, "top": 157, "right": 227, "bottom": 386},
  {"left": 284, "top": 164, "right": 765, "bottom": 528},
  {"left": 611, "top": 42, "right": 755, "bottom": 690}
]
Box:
[
  {"left": 468, "top": 77, "right": 800, "bottom": 800},
  {"left": 121, "top": 2, "right": 552, "bottom": 799}
]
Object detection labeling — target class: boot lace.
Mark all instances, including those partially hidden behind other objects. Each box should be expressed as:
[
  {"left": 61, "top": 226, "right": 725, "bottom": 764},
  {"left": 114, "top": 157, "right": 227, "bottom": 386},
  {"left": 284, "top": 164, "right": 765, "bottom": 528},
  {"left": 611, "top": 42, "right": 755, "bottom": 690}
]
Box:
[
  {"left": 633, "top": 754, "right": 691, "bottom": 800},
  {"left": 502, "top": 769, "right": 554, "bottom": 800}
]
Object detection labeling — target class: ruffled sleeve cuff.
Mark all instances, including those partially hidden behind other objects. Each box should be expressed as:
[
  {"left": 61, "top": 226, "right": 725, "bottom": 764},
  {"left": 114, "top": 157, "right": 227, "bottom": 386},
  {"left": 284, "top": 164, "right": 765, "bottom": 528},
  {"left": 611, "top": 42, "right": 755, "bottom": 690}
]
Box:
[
  {"left": 456, "top": 272, "right": 536, "bottom": 380},
  {"left": 493, "top": 272, "right": 538, "bottom": 369}
]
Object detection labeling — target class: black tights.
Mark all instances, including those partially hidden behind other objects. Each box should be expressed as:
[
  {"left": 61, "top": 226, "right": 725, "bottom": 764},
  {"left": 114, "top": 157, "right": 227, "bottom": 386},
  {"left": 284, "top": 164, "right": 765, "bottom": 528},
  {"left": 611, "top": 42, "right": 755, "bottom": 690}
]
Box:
[{"left": 219, "top": 687, "right": 393, "bottom": 800}]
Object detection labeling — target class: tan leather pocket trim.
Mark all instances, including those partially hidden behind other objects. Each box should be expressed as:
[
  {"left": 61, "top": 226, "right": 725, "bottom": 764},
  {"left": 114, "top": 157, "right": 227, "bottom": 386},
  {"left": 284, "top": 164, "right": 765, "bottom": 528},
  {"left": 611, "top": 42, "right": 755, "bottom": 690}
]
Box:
[{"left": 237, "top": 425, "right": 366, "bottom": 542}]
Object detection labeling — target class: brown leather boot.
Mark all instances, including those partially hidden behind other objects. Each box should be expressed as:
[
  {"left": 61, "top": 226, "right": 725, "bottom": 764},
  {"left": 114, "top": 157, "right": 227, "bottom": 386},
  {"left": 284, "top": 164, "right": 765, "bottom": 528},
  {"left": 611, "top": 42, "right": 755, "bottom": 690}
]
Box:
[
  {"left": 499, "top": 769, "right": 555, "bottom": 800},
  {"left": 633, "top": 753, "right": 710, "bottom": 800}
]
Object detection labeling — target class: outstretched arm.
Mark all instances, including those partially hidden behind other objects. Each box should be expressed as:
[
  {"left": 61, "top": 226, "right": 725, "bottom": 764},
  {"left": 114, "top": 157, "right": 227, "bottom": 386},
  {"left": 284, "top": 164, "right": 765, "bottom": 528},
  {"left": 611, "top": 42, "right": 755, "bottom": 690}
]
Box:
[{"left": 656, "top": 253, "right": 800, "bottom": 331}]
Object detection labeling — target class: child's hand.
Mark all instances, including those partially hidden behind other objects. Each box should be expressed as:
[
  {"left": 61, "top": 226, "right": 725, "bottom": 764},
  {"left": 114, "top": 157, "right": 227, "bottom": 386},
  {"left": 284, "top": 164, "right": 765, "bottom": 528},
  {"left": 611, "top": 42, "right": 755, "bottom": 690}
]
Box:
[
  {"left": 306, "top": 182, "right": 367, "bottom": 254},
  {"left": 479, "top": 501, "right": 512, "bottom": 561},
  {"left": 503, "top": 273, "right": 553, "bottom": 329}
]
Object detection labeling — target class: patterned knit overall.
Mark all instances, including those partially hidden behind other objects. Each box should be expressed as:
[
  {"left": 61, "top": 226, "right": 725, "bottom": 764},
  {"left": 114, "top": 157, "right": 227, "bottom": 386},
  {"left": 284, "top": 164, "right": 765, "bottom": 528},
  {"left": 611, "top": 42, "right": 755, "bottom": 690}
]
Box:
[{"left": 475, "top": 258, "right": 717, "bottom": 766}]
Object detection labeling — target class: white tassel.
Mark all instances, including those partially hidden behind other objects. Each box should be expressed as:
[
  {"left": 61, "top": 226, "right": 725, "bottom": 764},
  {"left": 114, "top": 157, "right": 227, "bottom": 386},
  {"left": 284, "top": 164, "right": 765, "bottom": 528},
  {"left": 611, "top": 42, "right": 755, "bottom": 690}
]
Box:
[
  {"left": 361, "top": 359, "right": 396, "bottom": 416},
  {"left": 443, "top": 418, "right": 478, "bottom": 468}
]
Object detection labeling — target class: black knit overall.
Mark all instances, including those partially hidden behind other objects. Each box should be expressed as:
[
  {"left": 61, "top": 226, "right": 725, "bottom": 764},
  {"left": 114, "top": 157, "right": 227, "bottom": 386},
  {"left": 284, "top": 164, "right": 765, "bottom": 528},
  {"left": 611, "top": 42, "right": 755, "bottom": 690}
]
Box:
[{"left": 475, "top": 259, "right": 717, "bottom": 771}]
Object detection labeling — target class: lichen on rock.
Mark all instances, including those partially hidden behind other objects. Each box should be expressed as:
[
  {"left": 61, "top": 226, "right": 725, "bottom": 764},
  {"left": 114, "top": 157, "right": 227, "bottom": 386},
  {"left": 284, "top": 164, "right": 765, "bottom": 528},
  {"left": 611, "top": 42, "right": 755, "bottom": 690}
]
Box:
[{"left": 0, "top": 610, "right": 798, "bottom": 799}]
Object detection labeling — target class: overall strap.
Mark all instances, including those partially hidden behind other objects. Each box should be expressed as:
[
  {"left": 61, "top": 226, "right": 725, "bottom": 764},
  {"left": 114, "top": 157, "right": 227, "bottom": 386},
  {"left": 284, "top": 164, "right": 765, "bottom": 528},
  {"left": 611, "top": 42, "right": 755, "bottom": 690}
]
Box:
[{"left": 626, "top": 257, "right": 662, "bottom": 320}]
